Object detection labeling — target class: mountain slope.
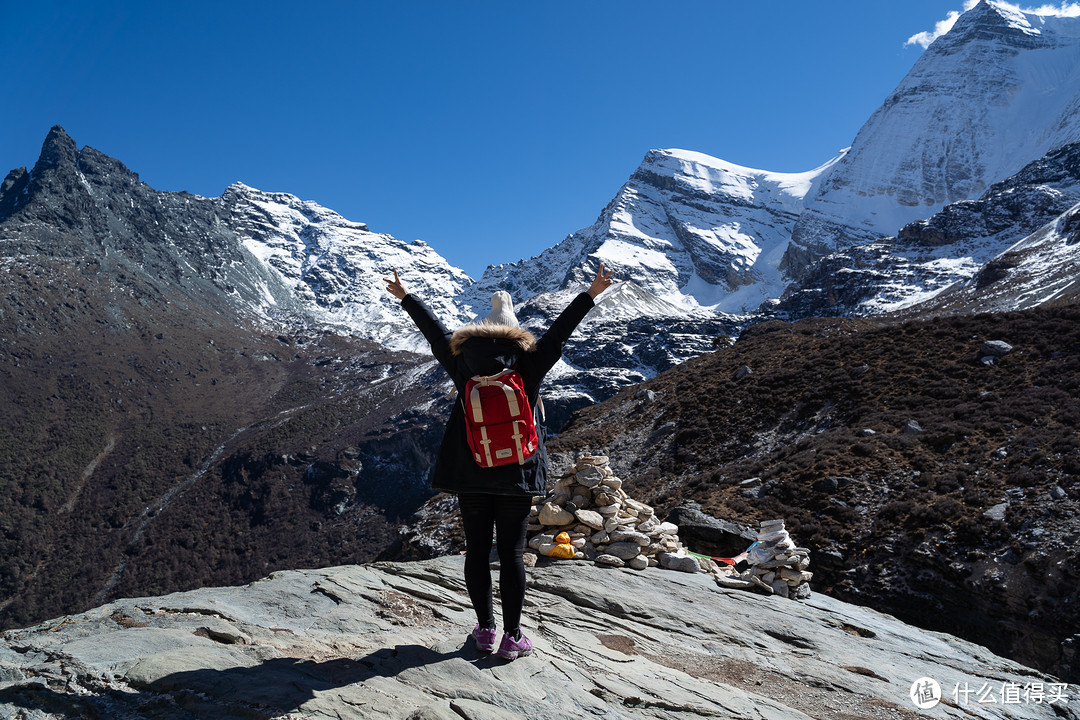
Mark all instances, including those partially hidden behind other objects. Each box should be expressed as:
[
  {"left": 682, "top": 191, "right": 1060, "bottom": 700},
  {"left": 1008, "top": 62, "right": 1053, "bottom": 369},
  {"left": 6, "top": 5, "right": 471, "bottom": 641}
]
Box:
[
  {"left": 911, "top": 200, "right": 1080, "bottom": 314},
  {"left": 543, "top": 304, "right": 1080, "bottom": 683},
  {"left": 774, "top": 141, "right": 1080, "bottom": 317},
  {"left": 225, "top": 182, "right": 475, "bottom": 351}
]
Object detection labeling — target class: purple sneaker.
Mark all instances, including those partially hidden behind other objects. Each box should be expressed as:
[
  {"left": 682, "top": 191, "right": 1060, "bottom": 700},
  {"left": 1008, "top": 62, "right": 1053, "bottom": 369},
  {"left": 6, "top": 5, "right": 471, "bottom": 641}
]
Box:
[
  {"left": 496, "top": 630, "right": 533, "bottom": 660},
  {"left": 471, "top": 624, "right": 498, "bottom": 652}
]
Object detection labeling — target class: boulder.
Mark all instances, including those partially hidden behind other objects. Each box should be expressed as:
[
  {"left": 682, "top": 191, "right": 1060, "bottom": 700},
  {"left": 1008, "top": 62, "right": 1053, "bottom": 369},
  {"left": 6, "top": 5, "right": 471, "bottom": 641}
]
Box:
[
  {"left": 594, "top": 554, "right": 625, "bottom": 567},
  {"left": 574, "top": 509, "right": 604, "bottom": 530},
  {"left": 539, "top": 502, "right": 574, "bottom": 526},
  {"left": 575, "top": 465, "right": 604, "bottom": 488},
  {"left": 903, "top": 420, "right": 923, "bottom": 434},
  {"left": 610, "top": 530, "right": 651, "bottom": 547},
  {"left": 658, "top": 552, "right": 701, "bottom": 573},
  {"left": 667, "top": 502, "right": 756, "bottom": 557},
  {"left": 605, "top": 542, "right": 644, "bottom": 561},
  {"left": 982, "top": 340, "right": 1013, "bottom": 357}
]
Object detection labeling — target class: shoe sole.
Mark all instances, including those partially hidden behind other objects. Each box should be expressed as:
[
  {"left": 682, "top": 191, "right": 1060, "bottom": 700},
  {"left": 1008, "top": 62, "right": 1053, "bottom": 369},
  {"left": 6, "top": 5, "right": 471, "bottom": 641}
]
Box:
[{"left": 497, "top": 647, "right": 533, "bottom": 660}]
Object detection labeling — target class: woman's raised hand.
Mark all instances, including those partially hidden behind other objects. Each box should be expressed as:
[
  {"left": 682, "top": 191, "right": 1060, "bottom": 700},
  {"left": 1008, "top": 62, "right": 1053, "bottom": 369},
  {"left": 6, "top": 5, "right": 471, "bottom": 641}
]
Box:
[
  {"left": 383, "top": 269, "right": 408, "bottom": 300},
  {"left": 586, "top": 262, "right": 615, "bottom": 299}
]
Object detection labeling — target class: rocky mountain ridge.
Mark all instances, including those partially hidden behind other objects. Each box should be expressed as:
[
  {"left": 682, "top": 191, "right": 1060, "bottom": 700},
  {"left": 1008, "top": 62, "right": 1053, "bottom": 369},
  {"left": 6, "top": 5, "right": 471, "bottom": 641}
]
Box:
[{"left": 774, "top": 141, "right": 1080, "bottom": 318}]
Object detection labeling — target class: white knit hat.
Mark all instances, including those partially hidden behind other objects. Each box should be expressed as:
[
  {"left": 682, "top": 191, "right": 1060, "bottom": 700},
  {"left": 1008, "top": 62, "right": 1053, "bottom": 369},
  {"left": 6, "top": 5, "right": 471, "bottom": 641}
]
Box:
[{"left": 482, "top": 290, "right": 519, "bottom": 326}]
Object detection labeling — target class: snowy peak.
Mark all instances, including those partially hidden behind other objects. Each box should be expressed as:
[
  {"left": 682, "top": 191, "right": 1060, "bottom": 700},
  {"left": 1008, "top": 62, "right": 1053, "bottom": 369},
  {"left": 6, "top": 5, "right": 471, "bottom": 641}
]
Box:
[
  {"left": 791, "top": 0, "right": 1080, "bottom": 262},
  {"left": 937, "top": 1, "right": 1045, "bottom": 50},
  {"left": 224, "top": 183, "right": 475, "bottom": 350},
  {"left": 630, "top": 149, "right": 818, "bottom": 215},
  {"left": 468, "top": 147, "right": 839, "bottom": 316}
]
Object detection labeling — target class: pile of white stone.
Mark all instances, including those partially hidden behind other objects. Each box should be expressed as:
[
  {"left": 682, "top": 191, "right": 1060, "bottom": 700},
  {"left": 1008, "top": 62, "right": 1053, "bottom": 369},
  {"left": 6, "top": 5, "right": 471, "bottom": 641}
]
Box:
[
  {"left": 525, "top": 454, "right": 705, "bottom": 573},
  {"left": 744, "top": 519, "right": 813, "bottom": 599}
]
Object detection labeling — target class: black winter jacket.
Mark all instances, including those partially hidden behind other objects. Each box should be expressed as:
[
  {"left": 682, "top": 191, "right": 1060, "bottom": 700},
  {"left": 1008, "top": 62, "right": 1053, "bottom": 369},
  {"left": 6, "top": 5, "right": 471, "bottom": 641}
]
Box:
[{"left": 401, "top": 292, "right": 596, "bottom": 496}]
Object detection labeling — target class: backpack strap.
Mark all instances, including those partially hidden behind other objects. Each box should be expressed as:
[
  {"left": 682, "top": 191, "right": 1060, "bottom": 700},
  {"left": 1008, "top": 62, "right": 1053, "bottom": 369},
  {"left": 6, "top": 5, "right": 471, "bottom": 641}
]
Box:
[{"left": 468, "top": 369, "right": 520, "bottom": 422}]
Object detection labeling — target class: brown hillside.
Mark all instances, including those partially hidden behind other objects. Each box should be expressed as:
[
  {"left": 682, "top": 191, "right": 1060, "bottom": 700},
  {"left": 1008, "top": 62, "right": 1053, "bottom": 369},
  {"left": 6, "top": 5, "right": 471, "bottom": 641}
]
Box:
[
  {"left": 547, "top": 304, "right": 1080, "bottom": 682},
  {"left": 0, "top": 256, "right": 444, "bottom": 631}
]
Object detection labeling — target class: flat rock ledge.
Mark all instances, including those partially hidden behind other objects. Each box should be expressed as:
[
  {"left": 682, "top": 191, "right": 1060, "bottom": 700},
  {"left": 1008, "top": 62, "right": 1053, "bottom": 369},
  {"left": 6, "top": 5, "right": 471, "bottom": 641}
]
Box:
[{"left": 1, "top": 556, "right": 1076, "bottom": 720}]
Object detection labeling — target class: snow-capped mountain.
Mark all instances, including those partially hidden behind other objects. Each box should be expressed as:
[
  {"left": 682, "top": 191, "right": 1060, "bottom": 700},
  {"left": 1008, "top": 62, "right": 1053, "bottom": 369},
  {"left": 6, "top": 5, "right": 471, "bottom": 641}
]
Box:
[
  {"left": 790, "top": 0, "right": 1080, "bottom": 265},
  {"left": 467, "top": 148, "right": 840, "bottom": 317},
  {"left": 0, "top": 127, "right": 476, "bottom": 353},
  {"left": 467, "top": 2, "right": 1080, "bottom": 328},
  {"left": 223, "top": 183, "right": 475, "bottom": 351}
]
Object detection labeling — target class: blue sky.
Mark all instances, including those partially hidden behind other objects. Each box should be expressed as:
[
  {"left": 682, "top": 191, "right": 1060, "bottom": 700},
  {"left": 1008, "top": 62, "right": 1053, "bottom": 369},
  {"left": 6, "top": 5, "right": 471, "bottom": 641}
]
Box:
[{"left": 2, "top": 1, "right": 972, "bottom": 279}]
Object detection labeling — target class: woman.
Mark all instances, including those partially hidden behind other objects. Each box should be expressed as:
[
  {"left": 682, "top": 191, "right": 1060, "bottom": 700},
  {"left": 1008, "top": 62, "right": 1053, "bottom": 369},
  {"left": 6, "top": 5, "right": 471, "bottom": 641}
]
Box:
[{"left": 382, "top": 264, "right": 614, "bottom": 660}]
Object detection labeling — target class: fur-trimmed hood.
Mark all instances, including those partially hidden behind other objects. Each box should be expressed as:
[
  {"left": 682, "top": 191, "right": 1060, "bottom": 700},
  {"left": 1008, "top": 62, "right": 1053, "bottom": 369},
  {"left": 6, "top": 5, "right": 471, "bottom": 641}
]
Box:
[{"left": 450, "top": 323, "right": 536, "bottom": 356}]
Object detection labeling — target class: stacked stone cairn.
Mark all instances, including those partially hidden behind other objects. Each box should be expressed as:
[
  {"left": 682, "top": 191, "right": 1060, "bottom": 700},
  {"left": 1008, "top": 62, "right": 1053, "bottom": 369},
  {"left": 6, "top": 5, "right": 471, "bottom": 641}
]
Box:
[
  {"left": 744, "top": 519, "right": 813, "bottom": 599},
  {"left": 526, "top": 454, "right": 707, "bottom": 573},
  {"left": 524, "top": 455, "right": 814, "bottom": 600}
]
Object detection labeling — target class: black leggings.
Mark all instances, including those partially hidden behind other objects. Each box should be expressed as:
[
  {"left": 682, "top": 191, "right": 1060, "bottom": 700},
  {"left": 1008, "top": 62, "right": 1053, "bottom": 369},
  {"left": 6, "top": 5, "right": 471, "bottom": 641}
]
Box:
[{"left": 457, "top": 492, "right": 533, "bottom": 634}]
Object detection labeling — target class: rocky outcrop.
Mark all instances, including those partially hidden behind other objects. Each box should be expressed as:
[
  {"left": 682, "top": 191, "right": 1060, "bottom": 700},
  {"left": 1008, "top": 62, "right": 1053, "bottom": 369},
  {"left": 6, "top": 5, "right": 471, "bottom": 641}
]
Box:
[
  {"left": 3, "top": 556, "right": 1075, "bottom": 720},
  {"left": 667, "top": 500, "right": 757, "bottom": 556},
  {"left": 908, "top": 201, "right": 1080, "bottom": 316}
]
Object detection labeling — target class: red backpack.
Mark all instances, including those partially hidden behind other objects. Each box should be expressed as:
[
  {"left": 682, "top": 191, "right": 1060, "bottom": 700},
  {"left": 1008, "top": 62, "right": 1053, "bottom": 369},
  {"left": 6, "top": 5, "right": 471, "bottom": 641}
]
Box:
[{"left": 462, "top": 368, "right": 539, "bottom": 467}]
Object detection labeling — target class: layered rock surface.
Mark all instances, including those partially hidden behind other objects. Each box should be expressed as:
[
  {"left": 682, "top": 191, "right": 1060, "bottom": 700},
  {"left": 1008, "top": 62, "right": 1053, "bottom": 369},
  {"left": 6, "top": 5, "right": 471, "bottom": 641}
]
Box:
[{"left": 3, "top": 556, "right": 1076, "bottom": 720}]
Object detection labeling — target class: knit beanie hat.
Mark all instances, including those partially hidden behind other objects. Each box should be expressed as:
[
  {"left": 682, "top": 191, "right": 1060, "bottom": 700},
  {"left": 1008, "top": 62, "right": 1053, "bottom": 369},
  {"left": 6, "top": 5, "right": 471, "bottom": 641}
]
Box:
[{"left": 483, "top": 290, "right": 519, "bottom": 326}]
